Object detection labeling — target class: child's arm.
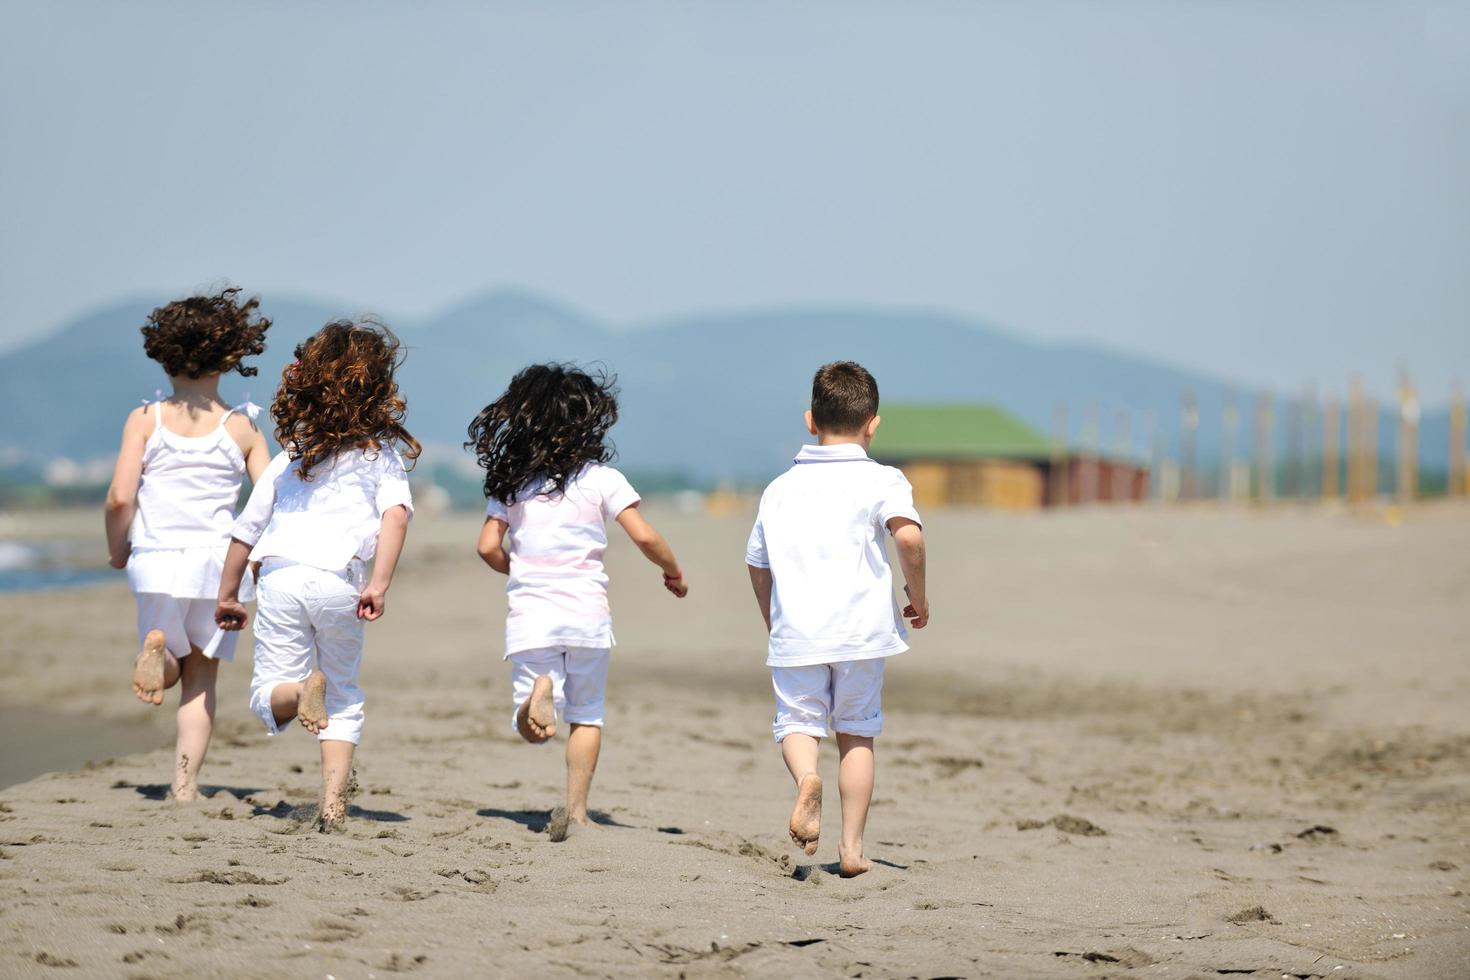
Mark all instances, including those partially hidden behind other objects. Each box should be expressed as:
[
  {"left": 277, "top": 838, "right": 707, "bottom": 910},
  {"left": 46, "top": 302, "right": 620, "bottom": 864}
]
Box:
[
  {"left": 476, "top": 517, "right": 510, "bottom": 574},
  {"left": 887, "top": 517, "right": 929, "bottom": 628},
  {"left": 103, "top": 407, "right": 151, "bottom": 569},
  {"left": 748, "top": 564, "right": 773, "bottom": 630},
  {"left": 242, "top": 426, "right": 272, "bottom": 484},
  {"left": 358, "top": 504, "right": 409, "bottom": 621},
  {"left": 215, "top": 538, "right": 254, "bottom": 630},
  {"left": 614, "top": 505, "right": 688, "bottom": 597}
]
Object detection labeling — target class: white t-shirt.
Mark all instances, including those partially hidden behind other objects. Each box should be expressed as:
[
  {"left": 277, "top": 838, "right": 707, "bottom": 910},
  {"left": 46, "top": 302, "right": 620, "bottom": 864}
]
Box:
[
  {"left": 485, "top": 463, "right": 641, "bottom": 657},
  {"left": 231, "top": 447, "right": 414, "bottom": 572},
  {"left": 745, "top": 443, "right": 922, "bottom": 667}
]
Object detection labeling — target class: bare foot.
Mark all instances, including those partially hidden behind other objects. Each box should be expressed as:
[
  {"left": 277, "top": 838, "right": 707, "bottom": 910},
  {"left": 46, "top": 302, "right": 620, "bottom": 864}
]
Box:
[
  {"left": 789, "top": 773, "right": 822, "bottom": 855},
  {"left": 527, "top": 675, "right": 557, "bottom": 740},
  {"left": 132, "top": 630, "right": 169, "bottom": 705},
  {"left": 171, "top": 754, "right": 200, "bottom": 802},
  {"left": 547, "top": 806, "right": 570, "bottom": 843},
  {"left": 838, "top": 842, "right": 871, "bottom": 878},
  {"left": 298, "top": 671, "right": 328, "bottom": 734},
  {"left": 317, "top": 800, "right": 347, "bottom": 834}
]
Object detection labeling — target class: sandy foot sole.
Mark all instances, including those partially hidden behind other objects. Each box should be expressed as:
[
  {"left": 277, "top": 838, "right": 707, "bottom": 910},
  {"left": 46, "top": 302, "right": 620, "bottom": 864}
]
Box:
[
  {"left": 527, "top": 675, "right": 557, "bottom": 740},
  {"left": 132, "top": 630, "right": 169, "bottom": 705},
  {"left": 789, "top": 773, "right": 822, "bottom": 855},
  {"left": 299, "top": 671, "right": 328, "bottom": 734},
  {"left": 548, "top": 806, "right": 570, "bottom": 843}
]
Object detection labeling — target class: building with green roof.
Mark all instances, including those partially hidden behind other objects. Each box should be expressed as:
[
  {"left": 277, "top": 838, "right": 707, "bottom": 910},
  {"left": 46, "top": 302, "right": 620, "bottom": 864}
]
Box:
[{"left": 872, "top": 404, "right": 1148, "bottom": 509}]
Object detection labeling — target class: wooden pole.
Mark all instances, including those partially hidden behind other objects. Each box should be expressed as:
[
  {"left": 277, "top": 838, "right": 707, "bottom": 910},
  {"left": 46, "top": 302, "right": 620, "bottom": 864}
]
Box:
[
  {"left": 1347, "top": 378, "right": 1365, "bottom": 505},
  {"left": 1222, "top": 392, "right": 1238, "bottom": 503},
  {"left": 1080, "top": 402, "right": 1099, "bottom": 504},
  {"left": 1254, "top": 392, "right": 1274, "bottom": 503},
  {"left": 1365, "top": 394, "right": 1379, "bottom": 501},
  {"left": 1322, "top": 394, "right": 1340, "bottom": 500},
  {"left": 1452, "top": 384, "right": 1467, "bottom": 498},
  {"left": 1051, "top": 402, "right": 1070, "bottom": 507},
  {"left": 1397, "top": 369, "right": 1419, "bottom": 505},
  {"left": 1113, "top": 410, "right": 1130, "bottom": 503},
  {"left": 1180, "top": 389, "right": 1198, "bottom": 501}
]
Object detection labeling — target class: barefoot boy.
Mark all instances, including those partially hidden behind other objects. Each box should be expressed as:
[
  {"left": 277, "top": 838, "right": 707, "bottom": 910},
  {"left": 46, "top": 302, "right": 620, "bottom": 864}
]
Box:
[{"left": 745, "top": 361, "right": 928, "bottom": 877}]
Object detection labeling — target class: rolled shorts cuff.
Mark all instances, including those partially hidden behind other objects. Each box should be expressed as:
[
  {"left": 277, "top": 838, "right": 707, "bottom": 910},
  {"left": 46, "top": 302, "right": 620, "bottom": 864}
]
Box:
[
  {"left": 251, "top": 681, "right": 293, "bottom": 738},
  {"left": 250, "top": 681, "right": 364, "bottom": 745},
  {"left": 773, "top": 722, "right": 829, "bottom": 744},
  {"left": 831, "top": 713, "right": 884, "bottom": 738}
]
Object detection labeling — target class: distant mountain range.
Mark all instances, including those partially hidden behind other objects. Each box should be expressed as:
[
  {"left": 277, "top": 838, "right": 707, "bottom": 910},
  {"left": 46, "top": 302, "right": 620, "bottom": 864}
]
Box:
[{"left": 0, "top": 289, "right": 1454, "bottom": 485}]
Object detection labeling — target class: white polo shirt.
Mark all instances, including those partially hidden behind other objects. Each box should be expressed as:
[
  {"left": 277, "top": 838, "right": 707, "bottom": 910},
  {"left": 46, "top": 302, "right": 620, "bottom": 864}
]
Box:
[
  {"left": 745, "top": 443, "right": 922, "bottom": 667},
  {"left": 231, "top": 447, "right": 414, "bottom": 572}
]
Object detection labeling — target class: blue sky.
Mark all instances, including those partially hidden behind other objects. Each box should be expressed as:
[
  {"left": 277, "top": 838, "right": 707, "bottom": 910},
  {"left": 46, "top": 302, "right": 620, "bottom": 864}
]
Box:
[{"left": 1, "top": 1, "right": 1466, "bottom": 402}]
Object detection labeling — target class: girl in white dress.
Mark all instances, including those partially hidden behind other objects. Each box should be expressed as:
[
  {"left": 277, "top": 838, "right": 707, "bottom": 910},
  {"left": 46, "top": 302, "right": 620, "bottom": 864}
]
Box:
[{"left": 103, "top": 288, "right": 272, "bottom": 801}]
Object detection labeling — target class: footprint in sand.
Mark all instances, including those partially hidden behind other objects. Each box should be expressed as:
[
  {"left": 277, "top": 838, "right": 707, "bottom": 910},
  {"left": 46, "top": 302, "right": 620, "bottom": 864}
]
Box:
[{"left": 304, "top": 918, "right": 363, "bottom": 943}]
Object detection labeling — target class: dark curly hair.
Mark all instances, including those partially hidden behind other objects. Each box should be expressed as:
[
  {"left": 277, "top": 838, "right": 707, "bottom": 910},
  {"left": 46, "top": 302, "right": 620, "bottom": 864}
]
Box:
[
  {"left": 272, "top": 320, "right": 421, "bottom": 482},
  {"left": 141, "top": 287, "right": 271, "bottom": 378},
  {"left": 467, "top": 363, "right": 619, "bottom": 506}
]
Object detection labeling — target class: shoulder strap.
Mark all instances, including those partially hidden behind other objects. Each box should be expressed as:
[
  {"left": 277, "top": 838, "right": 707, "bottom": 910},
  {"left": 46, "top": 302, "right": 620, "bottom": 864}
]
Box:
[{"left": 152, "top": 399, "right": 164, "bottom": 432}]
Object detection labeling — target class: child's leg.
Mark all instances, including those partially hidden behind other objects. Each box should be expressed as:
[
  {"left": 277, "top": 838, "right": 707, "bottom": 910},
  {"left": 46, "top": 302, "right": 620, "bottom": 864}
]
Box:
[
  {"left": 318, "top": 739, "right": 356, "bottom": 830},
  {"left": 508, "top": 650, "right": 566, "bottom": 743},
  {"left": 171, "top": 648, "right": 218, "bottom": 801},
  {"left": 516, "top": 676, "right": 557, "bottom": 742},
  {"left": 780, "top": 733, "right": 824, "bottom": 855},
  {"left": 248, "top": 578, "right": 314, "bottom": 736},
  {"left": 772, "top": 665, "right": 832, "bottom": 855},
  {"left": 835, "top": 734, "right": 875, "bottom": 877},
  {"left": 558, "top": 648, "right": 610, "bottom": 834},
  {"left": 565, "top": 725, "right": 601, "bottom": 821},
  {"left": 132, "top": 595, "right": 185, "bottom": 705},
  {"left": 829, "top": 659, "right": 885, "bottom": 878},
  {"left": 307, "top": 578, "right": 366, "bottom": 828}
]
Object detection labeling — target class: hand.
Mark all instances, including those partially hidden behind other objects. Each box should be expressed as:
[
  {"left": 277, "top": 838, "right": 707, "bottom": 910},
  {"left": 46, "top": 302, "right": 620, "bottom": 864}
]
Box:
[
  {"left": 108, "top": 544, "right": 130, "bottom": 570},
  {"left": 663, "top": 570, "right": 688, "bottom": 598},
  {"left": 358, "top": 583, "right": 387, "bottom": 621},
  {"left": 215, "top": 598, "right": 248, "bottom": 631},
  {"left": 902, "top": 596, "right": 929, "bottom": 629}
]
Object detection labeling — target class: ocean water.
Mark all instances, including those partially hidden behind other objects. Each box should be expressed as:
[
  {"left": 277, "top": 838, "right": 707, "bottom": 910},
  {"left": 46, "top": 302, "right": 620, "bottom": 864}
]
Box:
[{"left": 0, "top": 540, "right": 114, "bottom": 593}]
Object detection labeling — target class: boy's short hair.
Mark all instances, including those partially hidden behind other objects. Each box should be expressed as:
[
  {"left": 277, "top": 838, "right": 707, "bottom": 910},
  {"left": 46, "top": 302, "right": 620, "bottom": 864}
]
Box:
[{"left": 811, "top": 361, "right": 879, "bottom": 433}]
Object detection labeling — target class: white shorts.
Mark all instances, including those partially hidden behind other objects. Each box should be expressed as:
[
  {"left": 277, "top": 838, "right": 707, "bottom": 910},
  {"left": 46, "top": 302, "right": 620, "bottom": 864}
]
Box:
[
  {"left": 771, "top": 659, "right": 886, "bottom": 742},
  {"left": 508, "top": 647, "right": 610, "bottom": 734},
  {"left": 248, "top": 559, "right": 366, "bottom": 745},
  {"left": 134, "top": 593, "right": 238, "bottom": 662}
]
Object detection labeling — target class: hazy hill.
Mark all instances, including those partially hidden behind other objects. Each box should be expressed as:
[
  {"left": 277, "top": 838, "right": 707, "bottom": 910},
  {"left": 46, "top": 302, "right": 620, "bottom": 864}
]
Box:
[{"left": 0, "top": 289, "right": 1452, "bottom": 484}]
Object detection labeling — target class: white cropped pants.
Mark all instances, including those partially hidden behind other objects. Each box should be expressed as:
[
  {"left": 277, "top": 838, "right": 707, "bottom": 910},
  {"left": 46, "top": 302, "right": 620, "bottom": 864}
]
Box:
[{"left": 249, "top": 559, "right": 366, "bottom": 745}]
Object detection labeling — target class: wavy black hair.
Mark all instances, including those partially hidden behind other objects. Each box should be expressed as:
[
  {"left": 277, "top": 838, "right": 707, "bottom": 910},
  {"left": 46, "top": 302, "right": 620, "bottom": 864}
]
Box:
[{"left": 467, "top": 363, "right": 619, "bottom": 505}]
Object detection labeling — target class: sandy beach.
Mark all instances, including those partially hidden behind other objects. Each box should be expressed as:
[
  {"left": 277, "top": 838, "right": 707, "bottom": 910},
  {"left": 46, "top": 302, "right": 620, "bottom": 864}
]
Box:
[{"left": 1, "top": 503, "right": 1467, "bottom": 978}]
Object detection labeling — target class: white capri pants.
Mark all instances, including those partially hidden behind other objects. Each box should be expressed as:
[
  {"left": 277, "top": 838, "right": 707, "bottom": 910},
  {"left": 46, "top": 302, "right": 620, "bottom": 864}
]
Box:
[
  {"left": 771, "top": 659, "right": 886, "bottom": 743},
  {"left": 508, "top": 646, "right": 611, "bottom": 735},
  {"left": 135, "top": 594, "right": 238, "bottom": 661},
  {"left": 249, "top": 559, "right": 366, "bottom": 745}
]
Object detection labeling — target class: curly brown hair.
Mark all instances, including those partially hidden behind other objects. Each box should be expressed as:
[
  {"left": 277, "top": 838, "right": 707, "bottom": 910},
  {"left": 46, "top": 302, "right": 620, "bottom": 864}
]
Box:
[
  {"left": 466, "top": 363, "right": 619, "bottom": 506},
  {"left": 272, "top": 320, "right": 421, "bottom": 482},
  {"left": 141, "top": 287, "right": 271, "bottom": 378}
]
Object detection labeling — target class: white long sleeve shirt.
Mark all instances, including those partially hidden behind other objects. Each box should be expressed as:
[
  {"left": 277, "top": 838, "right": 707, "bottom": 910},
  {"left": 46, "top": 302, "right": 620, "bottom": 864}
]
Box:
[{"left": 231, "top": 447, "right": 413, "bottom": 572}]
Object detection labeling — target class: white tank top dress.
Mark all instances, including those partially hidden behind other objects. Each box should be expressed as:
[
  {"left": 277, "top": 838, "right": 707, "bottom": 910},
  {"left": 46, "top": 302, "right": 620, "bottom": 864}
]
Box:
[{"left": 126, "top": 400, "right": 257, "bottom": 602}]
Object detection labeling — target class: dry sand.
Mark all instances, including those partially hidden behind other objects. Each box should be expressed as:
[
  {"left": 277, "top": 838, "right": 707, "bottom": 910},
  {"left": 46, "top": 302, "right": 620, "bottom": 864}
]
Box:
[{"left": 1, "top": 503, "right": 1468, "bottom": 978}]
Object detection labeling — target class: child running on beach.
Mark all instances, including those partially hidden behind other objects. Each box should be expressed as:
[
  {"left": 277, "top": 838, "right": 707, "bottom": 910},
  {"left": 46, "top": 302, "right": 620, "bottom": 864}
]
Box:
[
  {"left": 745, "top": 361, "right": 929, "bottom": 877},
  {"left": 214, "top": 321, "right": 418, "bottom": 830},
  {"left": 468, "top": 364, "right": 688, "bottom": 842},
  {"left": 104, "top": 288, "right": 273, "bottom": 801}
]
